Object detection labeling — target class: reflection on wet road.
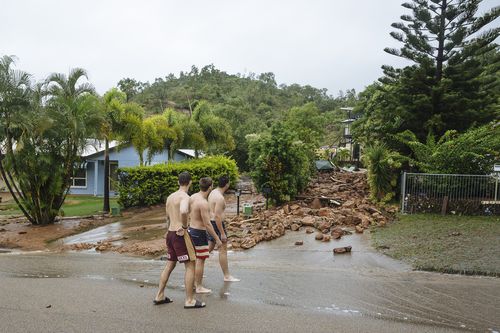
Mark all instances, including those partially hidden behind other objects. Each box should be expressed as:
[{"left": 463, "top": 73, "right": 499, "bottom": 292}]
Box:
[{"left": 1, "top": 231, "right": 499, "bottom": 332}]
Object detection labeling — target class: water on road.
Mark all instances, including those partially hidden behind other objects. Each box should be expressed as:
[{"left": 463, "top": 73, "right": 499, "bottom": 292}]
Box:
[{"left": 1, "top": 229, "right": 499, "bottom": 332}]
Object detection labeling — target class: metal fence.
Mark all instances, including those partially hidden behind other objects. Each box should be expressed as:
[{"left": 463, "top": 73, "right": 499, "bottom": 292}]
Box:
[{"left": 401, "top": 173, "right": 500, "bottom": 215}]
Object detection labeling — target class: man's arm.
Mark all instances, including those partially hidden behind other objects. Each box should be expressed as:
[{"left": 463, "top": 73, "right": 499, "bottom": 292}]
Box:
[
  {"left": 179, "top": 196, "right": 190, "bottom": 229},
  {"left": 202, "top": 202, "right": 222, "bottom": 246},
  {"left": 214, "top": 198, "right": 226, "bottom": 242}
]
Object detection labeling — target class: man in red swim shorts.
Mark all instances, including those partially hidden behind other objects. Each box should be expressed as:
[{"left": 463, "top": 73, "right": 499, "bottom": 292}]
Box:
[{"left": 154, "top": 171, "right": 205, "bottom": 309}]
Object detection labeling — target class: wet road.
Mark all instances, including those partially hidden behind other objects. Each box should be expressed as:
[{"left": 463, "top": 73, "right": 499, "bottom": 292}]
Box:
[{"left": 1, "top": 231, "right": 499, "bottom": 332}]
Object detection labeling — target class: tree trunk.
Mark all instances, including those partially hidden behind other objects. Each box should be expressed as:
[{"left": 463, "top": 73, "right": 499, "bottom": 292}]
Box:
[
  {"left": 103, "top": 138, "right": 110, "bottom": 212},
  {"left": 435, "top": 0, "right": 447, "bottom": 82},
  {"left": 0, "top": 159, "right": 36, "bottom": 224}
]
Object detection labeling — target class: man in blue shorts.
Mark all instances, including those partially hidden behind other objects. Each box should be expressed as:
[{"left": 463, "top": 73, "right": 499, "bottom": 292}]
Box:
[{"left": 188, "top": 177, "right": 222, "bottom": 293}]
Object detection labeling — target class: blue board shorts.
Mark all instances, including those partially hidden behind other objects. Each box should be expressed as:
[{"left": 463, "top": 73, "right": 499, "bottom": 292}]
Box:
[
  {"left": 188, "top": 227, "right": 210, "bottom": 259},
  {"left": 207, "top": 220, "right": 227, "bottom": 243}
]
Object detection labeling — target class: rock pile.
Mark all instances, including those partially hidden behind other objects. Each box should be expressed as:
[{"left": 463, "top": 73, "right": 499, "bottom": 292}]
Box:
[{"left": 227, "top": 171, "right": 396, "bottom": 250}]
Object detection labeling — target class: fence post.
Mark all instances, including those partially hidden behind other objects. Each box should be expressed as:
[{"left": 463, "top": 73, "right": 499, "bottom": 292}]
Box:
[{"left": 400, "top": 172, "right": 407, "bottom": 213}]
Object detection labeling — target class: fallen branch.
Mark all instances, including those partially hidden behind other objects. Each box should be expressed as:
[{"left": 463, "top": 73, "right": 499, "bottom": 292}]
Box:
[{"left": 330, "top": 177, "right": 346, "bottom": 184}]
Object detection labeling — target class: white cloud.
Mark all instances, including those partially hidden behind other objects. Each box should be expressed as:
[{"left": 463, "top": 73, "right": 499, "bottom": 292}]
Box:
[{"left": 0, "top": 0, "right": 497, "bottom": 96}]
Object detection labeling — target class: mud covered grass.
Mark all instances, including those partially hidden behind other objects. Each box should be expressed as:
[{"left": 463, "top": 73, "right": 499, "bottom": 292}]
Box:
[
  {"left": 371, "top": 214, "right": 500, "bottom": 277},
  {"left": 0, "top": 195, "right": 118, "bottom": 217}
]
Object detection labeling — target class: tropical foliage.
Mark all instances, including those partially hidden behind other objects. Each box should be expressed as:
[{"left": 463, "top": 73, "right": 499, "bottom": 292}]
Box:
[
  {"left": 247, "top": 123, "right": 313, "bottom": 204},
  {"left": 0, "top": 56, "right": 101, "bottom": 225},
  {"left": 363, "top": 143, "right": 402, "bottom": 203},
  {"left": 396, "top": 122, "right": 500, "bottom": 175}
]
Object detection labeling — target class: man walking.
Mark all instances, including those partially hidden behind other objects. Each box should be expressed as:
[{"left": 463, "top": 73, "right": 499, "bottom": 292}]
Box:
[
  {"left": 188, "top": 177, "right": 222, "bottom": 294},
  {"left": 154, "top": 171, "right": 205, "bottom": 309},
  {"left": 208, "top": 175, "right": 240, "bottom": 282}
]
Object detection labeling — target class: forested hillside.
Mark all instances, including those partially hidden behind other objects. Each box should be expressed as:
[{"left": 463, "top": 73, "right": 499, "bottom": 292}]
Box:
[{"left": 117, "top": 65, "right": 357, "bottom": 169}]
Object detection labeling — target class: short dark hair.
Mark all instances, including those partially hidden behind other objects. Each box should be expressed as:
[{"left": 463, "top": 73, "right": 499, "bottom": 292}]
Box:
[
  {"left": 178, "top": 171, "right": 191, "bottom": 186},
  {"left": 199, "top": 177, "right": 213, "bottom": 192},
  {"left": 218, "top": 175, "right": 230, "bottom": 188}
]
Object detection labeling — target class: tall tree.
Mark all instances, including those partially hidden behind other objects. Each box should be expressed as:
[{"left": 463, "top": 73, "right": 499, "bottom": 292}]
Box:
[
  {"left": 0, "top": 56, "right": 101, "bottom": 225},
  {"left": 99, "top": 88, "right": 127, "bottom": 212},
  {"left": 354, "top": 1, "right": 499, "bottom": 145},
  {"left": 190, "top": 100, "right": 235, "bottom": 156},
  {"left": 385, "top": 0, "right": 499, "bottom": 82}
]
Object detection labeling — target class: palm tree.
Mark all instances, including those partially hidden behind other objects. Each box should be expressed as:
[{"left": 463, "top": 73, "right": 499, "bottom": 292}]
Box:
[
  {"left": 99, "top": 88, "right": 127, "bottom": 212},
  {"left": 0, "top": 55, "right": 35, "bottom": 223},
  {"left": 190, "top": 100, "right": 234, "bottom": 156},
  {"left": 1, "top": 57, "right": 100, "bottom": 224}
]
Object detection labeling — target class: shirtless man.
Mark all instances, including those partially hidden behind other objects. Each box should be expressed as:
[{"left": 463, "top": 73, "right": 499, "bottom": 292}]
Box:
[
  {"left": 188, "top": 177, "right": 222, "bottom": 294},
  {"left": 207, "top": 175, "right": 240, "bottom": 282},
  {"left": 154, "top": 171, "right": 205, "bottom": 309}
]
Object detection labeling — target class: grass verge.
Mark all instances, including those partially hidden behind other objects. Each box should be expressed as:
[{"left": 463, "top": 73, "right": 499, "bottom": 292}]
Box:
[
  {"left": 0, "top": 195, "right": 119, "bottom": 217},
  {"left": 371, "top": 214, "right": 500, "bottom": 277}
]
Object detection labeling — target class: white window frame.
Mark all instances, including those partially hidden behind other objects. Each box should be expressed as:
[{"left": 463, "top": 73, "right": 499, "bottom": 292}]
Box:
[{"left": 71, "top": 167, "right": 87, "bottom": 189}]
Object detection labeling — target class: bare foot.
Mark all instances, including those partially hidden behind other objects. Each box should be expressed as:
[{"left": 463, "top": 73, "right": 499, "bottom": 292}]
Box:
[
  {"left": 155, "top": 292, "right": 164, "bottom": 302},
  {"left": 224, "top": 276, "right": 240, "bottom": 282},
  {"left": 196, "top": 286, "right": 212, "bottom": 294},
  {"left": 184, "top": 299, "right": 206, "bottom": 309}
]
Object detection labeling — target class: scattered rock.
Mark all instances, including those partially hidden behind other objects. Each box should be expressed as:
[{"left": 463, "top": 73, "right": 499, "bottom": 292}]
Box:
[
  {"left": 295, "top": 241, "right": 304, "bottom": 246},
  {"left": 355, "top": 225, "right": 364, "bottom": 233},
  {"left": 322, "top": 235, "right": 331, "bottom": 242},
  {"left": 305, "top": 227, "right": 314, "bottom": 234},
  {"left": 311, "top": 198, "right": 321, "bottom": 209},
  {"left": 240, "top": 238, "right": 256, "bottom": 249},
  {"left": 315, "top": 233, "right": 324, "bottom": 241},
  {"left": 301, "top": 216, "right": 315, "bottom": 227},
  {"left": 18, "top": 231, "right": 27, "bottom": 235},
  {"left": 46, "top": 305, "right": 52, "bottom": 308},
  {"left": 331, "top": 227, "right": 343, "bottom": 239},
  {"left": 333, "top": 246, "right": 352, "bottom": 254},
  {"left": 291, "top": 224, "right": 300, "bottom": 231},
  {"left": 318, "top": 207, "right": 330, "bottom": 217}
]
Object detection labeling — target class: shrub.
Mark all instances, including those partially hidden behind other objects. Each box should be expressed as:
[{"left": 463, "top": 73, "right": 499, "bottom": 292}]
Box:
[
  {"left": 247, "top": 123, "right": 313, "bottom": 204},
  {"left": 117, "top": 156, "right": 238, "bottom": 208},
  {"left": 363, "top": 143, "right": 402, "bottom": 203},
  {"left": 396, "top": 123, "right": 500, "bottom": 175}
]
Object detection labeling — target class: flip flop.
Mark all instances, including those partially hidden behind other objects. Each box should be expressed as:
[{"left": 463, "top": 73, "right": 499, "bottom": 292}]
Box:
[
  {"left": 184, "top": 300, "right": 206, "bottom": 309},
  {"left": 153, "top": 297, "right": 173, "bottom": 305}
]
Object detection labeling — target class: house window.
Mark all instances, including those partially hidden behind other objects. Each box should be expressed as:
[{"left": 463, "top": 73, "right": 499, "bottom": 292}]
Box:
[{"left": 71, "top": 167, "right": 87, "bottom": 188}]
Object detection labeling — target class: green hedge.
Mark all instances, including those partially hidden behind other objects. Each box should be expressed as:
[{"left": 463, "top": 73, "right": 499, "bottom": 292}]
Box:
[{"left": 117, "top": 156, "right": 239, "bottom": 208}]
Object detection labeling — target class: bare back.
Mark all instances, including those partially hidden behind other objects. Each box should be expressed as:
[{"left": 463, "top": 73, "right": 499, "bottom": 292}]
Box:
[
  {"left": 166, "top": 190, "right": 190, "bottom": 232},
  {"left": 189, "top": 192, "right": 210, "bottom": 230},
  {"left": 208, "top": 188, "right": 226, "bottom": 221}
]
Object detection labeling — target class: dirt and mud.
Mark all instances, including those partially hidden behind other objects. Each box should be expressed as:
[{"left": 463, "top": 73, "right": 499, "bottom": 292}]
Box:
[{"left": 0, "top": 170, "right": 395, "bottom": 257}]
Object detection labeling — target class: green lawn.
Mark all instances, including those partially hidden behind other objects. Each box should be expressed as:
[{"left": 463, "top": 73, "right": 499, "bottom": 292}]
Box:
[
  {"left": 0, "top": 195, "right": 119, "bottom": 217},
  {"left": 371, "top": 214, "right": 500, "bottom": 276}
]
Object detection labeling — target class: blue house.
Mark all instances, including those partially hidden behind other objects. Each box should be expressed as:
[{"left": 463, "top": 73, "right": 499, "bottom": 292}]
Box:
[{"left": 69, "top": 141, "right": 195, "bottom": 196}]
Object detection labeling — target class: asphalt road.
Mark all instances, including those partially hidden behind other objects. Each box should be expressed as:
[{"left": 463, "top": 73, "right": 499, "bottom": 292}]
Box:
[{"left": 1, "top": 231, "right": 499, "bottom": 333}]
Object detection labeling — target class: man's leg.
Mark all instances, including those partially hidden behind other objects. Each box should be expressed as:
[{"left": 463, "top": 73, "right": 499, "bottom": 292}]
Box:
[
  {"left": 219, "top": 242, "right": 240, "bottom": 282},
  {"left": 184, "top": 260, "right": 205, "bottom": 307},
  {"left": 208, "top": 240, "right": 215, "bottom": 252},
  {"left": 155, "top": 260, "right": 176, "bottom": 301},
  {"left": 195, "top": 258, "right": 211, "bottom": 293}
]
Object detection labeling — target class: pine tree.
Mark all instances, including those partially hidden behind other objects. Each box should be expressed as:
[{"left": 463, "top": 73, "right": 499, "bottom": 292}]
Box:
[{"left": 384, "top": 0, "right": 499, "bottom": 82}]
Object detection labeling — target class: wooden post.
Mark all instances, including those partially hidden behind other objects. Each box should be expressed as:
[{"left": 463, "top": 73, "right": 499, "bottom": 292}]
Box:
[{"left": 441, "top": 196, "right": 449, "bottom": 215}]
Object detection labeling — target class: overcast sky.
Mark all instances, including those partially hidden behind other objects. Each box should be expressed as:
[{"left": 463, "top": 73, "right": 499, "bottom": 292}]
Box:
[{"left": 1, "top": 0, "right": 498, "bottom": 96}]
